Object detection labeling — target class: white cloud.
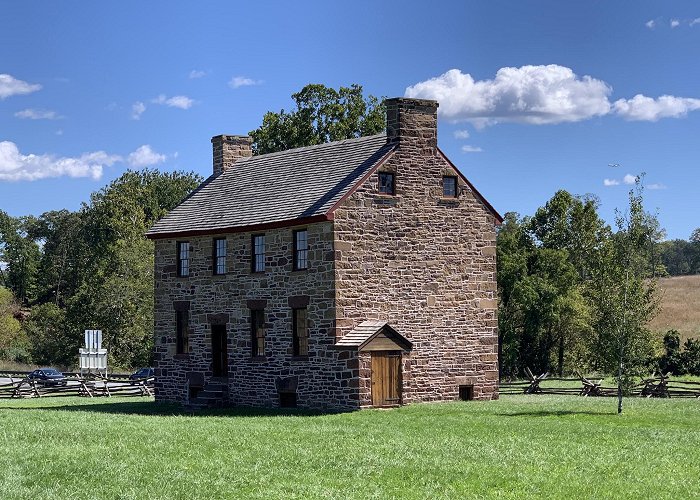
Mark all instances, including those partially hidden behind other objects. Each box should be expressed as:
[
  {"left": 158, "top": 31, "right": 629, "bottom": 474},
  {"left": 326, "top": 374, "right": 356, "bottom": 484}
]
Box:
[
  {"left": 131, "top": 101, "right": 146, "bottom": 120},
  {"left": 691, "top": 18, "right": 700, "bottom": 27},
  {"left": 603, "top": 179, "right": 620, "bottom": 186},
  {"left": 671, "top": 19, "right": 680, "bottom": 28},
  {"left": 229, "top": 76, "right": 262, "bottom": 89},
  {"left": 613, "top": 94, "right": 700, "bottom": 121},
  {"left": 453, "top": 129, "right": 471, "bottom": 139},
  {"left": 623, "top": 174, "right": 637, "bottom": 185},
  {"left": 405, "top": 65, "right": 612, "bottom": 127},
  {"left": 0, "top": 74, "right": 42, "bottom": 99},
  {"left": 55, "top": 129, "right": 63, "bottom": 136},
  {"left": 189, "top": 70, "right": 206, "bottom": 79},
  {"left": 127, "top": 145, "right": 166, "bottom": 167},
  {"left": 461, "top": 145, "right": 483, "bottom": 153},
  {"left": 14, "top": 108, "right": 62, "bottom": 120},
  {"left": 0, "top": 141, "right": 120, "bottom": 181},
  {"left": 152, "top": 94, "right": 194, "bottom": 109},
  {"left": 645, "top": 19, "right": 656, "bottom": 29},
  {"left": 647, "top": 183, "right": 667, "bottom": 190}
]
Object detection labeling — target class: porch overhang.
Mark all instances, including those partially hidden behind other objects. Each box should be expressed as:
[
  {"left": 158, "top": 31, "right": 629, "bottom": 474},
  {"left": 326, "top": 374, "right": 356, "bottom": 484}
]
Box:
[{"left": 335, "top": 320, "right": 413, "bottom": 352}]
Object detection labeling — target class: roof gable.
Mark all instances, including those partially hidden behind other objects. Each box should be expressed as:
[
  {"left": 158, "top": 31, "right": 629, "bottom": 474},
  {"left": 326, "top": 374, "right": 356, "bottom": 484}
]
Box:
[{"left": 335, "top": 320, "right": 413, "bottom": 352}]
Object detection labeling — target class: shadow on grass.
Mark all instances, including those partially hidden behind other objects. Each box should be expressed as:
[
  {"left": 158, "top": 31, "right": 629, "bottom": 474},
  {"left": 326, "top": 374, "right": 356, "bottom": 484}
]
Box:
[
  {"left": 497, "top": 410, "right": 614, "bottom": 417},
  {"left": 0, "top": 400, "right": 333, "bottom": 418}
]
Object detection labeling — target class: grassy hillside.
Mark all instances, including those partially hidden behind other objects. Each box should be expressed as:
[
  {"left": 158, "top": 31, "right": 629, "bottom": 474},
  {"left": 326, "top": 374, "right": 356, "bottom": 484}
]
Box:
[
  {"left": 649, "top": 275, "right": 700, "bottom": 341},
  {"left": 1, "top": 396, "right": 700, "bottom": 499}
]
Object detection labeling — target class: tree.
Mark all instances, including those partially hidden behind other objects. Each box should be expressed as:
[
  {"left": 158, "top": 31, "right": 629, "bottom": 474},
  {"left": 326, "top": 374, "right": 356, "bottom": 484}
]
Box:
[
  {"left": 249, "top": 84, "right": 386, "bottom": 154},
  {"left": 0, "top": 286, "right": 29, "bottom": 362},
  {"left": 587, "top": 177, "right": 660, "bottom": 413}
]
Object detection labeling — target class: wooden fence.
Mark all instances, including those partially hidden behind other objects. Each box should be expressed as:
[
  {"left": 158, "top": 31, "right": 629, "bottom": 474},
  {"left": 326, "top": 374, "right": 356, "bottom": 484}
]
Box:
[
  {"left": 500, "top": 369, "right": 700, "bottom": 398},
  {"left": 0, "top": 371, "right": 154, "bottom": 399}
]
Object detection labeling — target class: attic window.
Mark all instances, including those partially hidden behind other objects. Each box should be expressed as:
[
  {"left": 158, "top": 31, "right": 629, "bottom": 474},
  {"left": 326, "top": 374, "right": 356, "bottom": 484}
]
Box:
[
  {"left": 213, "top": 238, "right": 227, "bottom": 275},
  {"left": 252, "top": 234, "right": 265, "bottom": 273},
  {"left": 378, "top": 172, "right": 395, "bottom": 195},
  {"left": 443, "top": 176, "right": 458, "bottom": 198},
  {"left": 177, "top": 242, "right": 190, "bottom": 277}
]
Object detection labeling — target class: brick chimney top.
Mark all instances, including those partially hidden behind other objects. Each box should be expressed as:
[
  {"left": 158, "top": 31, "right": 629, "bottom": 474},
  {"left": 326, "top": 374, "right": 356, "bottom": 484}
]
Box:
[
  {"left": 385, "top": 97, "right": 439, "bottom": 154},
  {"left": 211, "top": 135, "right": 253, "bottom": 176}
]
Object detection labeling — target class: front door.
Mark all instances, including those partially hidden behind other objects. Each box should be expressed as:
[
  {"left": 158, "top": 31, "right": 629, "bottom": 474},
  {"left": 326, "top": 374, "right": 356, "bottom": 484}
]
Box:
[
  {"left": 371, "top": 351, "right": 402, "bottom": 407},
  {"left": 211, "top": 324, "right": 228, "bottom": 377}
]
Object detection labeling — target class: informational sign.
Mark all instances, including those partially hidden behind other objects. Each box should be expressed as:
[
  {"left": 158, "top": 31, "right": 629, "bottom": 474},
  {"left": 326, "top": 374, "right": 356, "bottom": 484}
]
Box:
[{"left": 79, "top": 329, "right": 108, "bottom": 375}]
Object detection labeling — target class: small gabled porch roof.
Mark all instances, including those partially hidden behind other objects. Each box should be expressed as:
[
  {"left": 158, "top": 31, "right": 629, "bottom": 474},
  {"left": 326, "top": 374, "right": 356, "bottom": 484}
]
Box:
[{"left": 335, "top": 320, "right": 413, "bottom": 352}]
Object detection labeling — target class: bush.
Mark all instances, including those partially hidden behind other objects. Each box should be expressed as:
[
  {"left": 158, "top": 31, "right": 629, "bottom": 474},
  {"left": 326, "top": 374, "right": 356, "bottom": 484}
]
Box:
[{"left": 658, "top": 329, "right": 700, "bottom": 376}]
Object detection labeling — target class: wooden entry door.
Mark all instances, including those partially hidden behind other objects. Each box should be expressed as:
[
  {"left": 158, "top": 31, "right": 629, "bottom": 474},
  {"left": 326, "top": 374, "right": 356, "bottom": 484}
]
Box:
[
  {"left": 211, "top": 324, "right": 228, "bottom": 377},
  {"left": 371, "top": 351, "right": 402, "bottom": 407}
]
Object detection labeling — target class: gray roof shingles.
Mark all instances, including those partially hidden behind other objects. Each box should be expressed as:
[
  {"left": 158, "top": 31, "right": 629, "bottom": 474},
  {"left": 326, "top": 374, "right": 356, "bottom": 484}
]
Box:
[{"left": 147, "top": 134, "right": 393, "bottom": 237}]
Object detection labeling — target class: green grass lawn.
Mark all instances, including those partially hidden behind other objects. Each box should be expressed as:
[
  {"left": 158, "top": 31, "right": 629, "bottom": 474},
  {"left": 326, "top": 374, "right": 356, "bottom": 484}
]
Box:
[{"left": 1, "top": 395, "right": 699, "bottom": 499}]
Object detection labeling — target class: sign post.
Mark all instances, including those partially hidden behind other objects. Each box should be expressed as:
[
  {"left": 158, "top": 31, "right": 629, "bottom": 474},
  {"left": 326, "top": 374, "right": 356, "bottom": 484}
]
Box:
[{"left": 79, "top": 329, "right": 108, "bottom": 378}]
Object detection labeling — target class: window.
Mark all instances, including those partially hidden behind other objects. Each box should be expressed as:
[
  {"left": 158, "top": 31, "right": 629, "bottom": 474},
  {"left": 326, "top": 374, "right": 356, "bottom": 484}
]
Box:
[
  {"left": 293, "top": 230, "right": 308, "bottom": 270},
  {"left": 378, "top": 172, "right": 395, "bottom": 195},
  {"left": 251, "top": 309, "right": 265, "bottom": 357},
  {"left": 213, "top": 238, "right": 227, "bottom": 275},
  {"left": 443, "top": 176, "right": 458, "bottom": 198},
  {"left": 292, "top": 307, "right": 309, "bottom": 356},
  {"left": 252, "top": 234, "right": 265, "bottom": 273},
  {"left": 176, "top": 310, "right": 189, "bottom": 354},
  {"left": 458, "top": 385, "right": 474, "bottom": 401},
  {"left": 177, "top": 242, "right": 190, "bottom": 277}
]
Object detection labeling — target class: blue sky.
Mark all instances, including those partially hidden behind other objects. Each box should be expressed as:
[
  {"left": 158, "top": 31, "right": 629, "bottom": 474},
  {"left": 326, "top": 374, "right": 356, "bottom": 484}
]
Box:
[{"left": 1, "top": 1, "right": 698, "bottom": 239}]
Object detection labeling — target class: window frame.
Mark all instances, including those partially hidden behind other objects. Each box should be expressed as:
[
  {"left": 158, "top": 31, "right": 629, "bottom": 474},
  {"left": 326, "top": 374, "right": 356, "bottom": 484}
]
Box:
[
  {"left": 176, "top": 241, "right": 190, "bottom": 277},
  {"left": 292, "top": 307, "right": 309, "bottom": 357},
  {"left": 250, "top": 308, "right": 266, "bottom": 357},
  {"left": 251, "top": 234, "right": 265, "bottom": 273},
  {"left": 378, "top": 172, "right": 395, "bottom": 195},
  {"left": 213, "top": 238, "right": 227, "bottom": 276},
  {"left": 292, "top": 229, "right": 309, "bottom": 271},
  {"left": 442, "top": 175, "right": 458, "bottom": 198},
  {"left": 175, "top": 309, "right": 189, "bottom": 355}
]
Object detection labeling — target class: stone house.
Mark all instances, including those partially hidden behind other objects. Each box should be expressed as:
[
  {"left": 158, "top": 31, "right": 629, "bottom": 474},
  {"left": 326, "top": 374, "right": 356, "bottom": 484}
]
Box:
[{"left": 146, "top": 97, "right": 502, "bottom": 410}]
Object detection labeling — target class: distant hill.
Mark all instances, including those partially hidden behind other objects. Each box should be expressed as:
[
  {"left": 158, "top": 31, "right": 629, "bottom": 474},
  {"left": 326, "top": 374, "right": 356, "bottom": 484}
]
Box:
[{"left": 649, "top": 275, "right": 700, "bottom": 341}]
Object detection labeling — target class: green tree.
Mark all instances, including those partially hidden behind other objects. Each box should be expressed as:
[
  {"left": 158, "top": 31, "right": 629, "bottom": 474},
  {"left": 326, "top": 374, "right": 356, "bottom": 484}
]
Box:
[
  {"left": 587, "top": 178, "right": 660, "bottom": 413},
  {"left": 249, "top": 84, "right": 385, "bottom": 155},
  {"left": 0, "top": 286, "right": 29, "bottom": 362},
  {"left": 0, "top": 213, "right": 41, "bottom": 304}
]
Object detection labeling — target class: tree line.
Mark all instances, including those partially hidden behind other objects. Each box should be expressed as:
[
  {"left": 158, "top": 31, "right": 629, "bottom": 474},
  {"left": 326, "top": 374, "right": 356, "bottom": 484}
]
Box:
[{"left": 0, "top": 169, "right": 202, "bottom": 369}]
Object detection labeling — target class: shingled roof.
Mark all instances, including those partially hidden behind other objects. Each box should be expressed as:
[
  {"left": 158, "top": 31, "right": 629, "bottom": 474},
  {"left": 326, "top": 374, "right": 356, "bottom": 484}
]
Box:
[
  {"left": 146, "top": 134, "right": 394, "bottom": 238},
  {"left": 335, "top": 320, "right": 413, "bottom": 351}
]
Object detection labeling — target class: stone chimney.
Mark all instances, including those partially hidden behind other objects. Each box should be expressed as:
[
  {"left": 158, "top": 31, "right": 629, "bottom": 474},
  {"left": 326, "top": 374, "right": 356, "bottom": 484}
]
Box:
[
  {"left": 211, "top": 135, "right": 253, "bottom": 176},
  {"left": 385, "top": 97, "right": 439, "bottom": 153}
]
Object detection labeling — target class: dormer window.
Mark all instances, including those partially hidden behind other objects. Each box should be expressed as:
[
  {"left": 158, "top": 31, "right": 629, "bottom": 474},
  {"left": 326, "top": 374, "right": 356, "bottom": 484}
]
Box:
[
  {"left": 443, "top": 176, "right": 458, "bottom": 198},
  {"left": 378, "top": 172, "right": 395, "bottom": 195}
]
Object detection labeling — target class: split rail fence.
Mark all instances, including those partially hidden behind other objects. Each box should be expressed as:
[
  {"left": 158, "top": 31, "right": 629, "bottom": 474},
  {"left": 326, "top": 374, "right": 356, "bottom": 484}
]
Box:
[
  {"left": 500, "top": 368, "right": 700, "bottom": 398},
  {"left": 0, "top": 371, "right": 154, "bottom": 399}
]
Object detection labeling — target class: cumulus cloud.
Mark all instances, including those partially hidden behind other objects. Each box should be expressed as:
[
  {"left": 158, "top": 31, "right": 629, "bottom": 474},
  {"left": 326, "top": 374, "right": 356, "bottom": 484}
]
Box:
[
  {"left": 189, "top": 70, "right": 206, "bottom": 79},
  {"left": 152, "top": 94, "right": 194, "bottom": 109},
  {"left": 691, "top": 18, "right": 700, "bottom": 27},
  {"left": 406, "top": 65, "right": 612, "bottom": 127},
  {"left": 623, "top": 174, "right": 638, "bottom": 185},
  {"left": 0, "top": 74, "right": 42, "bottom": 99},
  {"left": 671, "top": 19, "right": 680, "bottom": 28},
  {"left": 645, "top": 19, "right": 656, "bottom": 29},
  {"left": 603, "top": 179, "right": 620, "bottom": 187},
  {"left": 127, "top": 145, "right": 166, "bottom": 167},
  {"left": 131, "top": 101, "right": 146, "bottom": 120},
  {"left": 229, "top": 76, "right": 262, "bottom": 89},
  {"left": 461, "top": 145, "right": 483, "bottom": 153},
  {"left": 14, "top": 108, "right": 62, "bottom": 120},
  {"left": 407, "top": 65, "right": 700, "bottom": 126},
  {"left": 453, "top": 129, "right": 471, "bottom": 139},
  {"left": 613, "top": 94, "right": 700, "bottom": 121},
  {"left": 0, "top": 141, "right": 120, "bottom": 181}
]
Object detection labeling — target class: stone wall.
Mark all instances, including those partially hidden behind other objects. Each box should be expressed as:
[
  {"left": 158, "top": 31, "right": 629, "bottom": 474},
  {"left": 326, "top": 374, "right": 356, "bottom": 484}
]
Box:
[
  {"left": 153, "top": 221, "right": 361, "bottom": 410},
  {"left": 333, "top": 99, "right": 499, "bottom": 406}
]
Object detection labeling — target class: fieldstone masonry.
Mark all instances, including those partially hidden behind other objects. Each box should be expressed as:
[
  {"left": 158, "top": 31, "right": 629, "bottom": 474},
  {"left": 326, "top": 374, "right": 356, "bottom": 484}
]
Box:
[{"left": 151, "top": 97, "right": 499, "bottom": 410}]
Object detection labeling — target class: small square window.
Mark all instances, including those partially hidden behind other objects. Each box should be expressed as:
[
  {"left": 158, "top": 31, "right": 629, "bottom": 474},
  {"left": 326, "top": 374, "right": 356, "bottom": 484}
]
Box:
[
  {"left": 378, "top": 172, "right": 395, "bottom": 195},
  {"left": 443, "top": 176, "right": 458, "bottom": 198}
]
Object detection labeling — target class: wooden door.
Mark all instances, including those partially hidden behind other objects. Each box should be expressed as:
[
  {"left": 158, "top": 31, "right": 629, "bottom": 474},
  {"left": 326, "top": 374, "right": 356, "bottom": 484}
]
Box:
[
  {"left": 371, "top": 351, "right": 402, "bottom": 407},
  {"left": 211, "top": 324, "right": 228, "bottom": 377}
]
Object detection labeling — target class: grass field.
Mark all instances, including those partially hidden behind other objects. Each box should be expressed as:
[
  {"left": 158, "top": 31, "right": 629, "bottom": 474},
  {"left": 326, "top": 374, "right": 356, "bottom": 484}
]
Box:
[
  {"left": 1, "top": 396, "right": 699, "bottom": 499},
  {"left": 649, "top": 274, "right": 700, "bottom": 341}
]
